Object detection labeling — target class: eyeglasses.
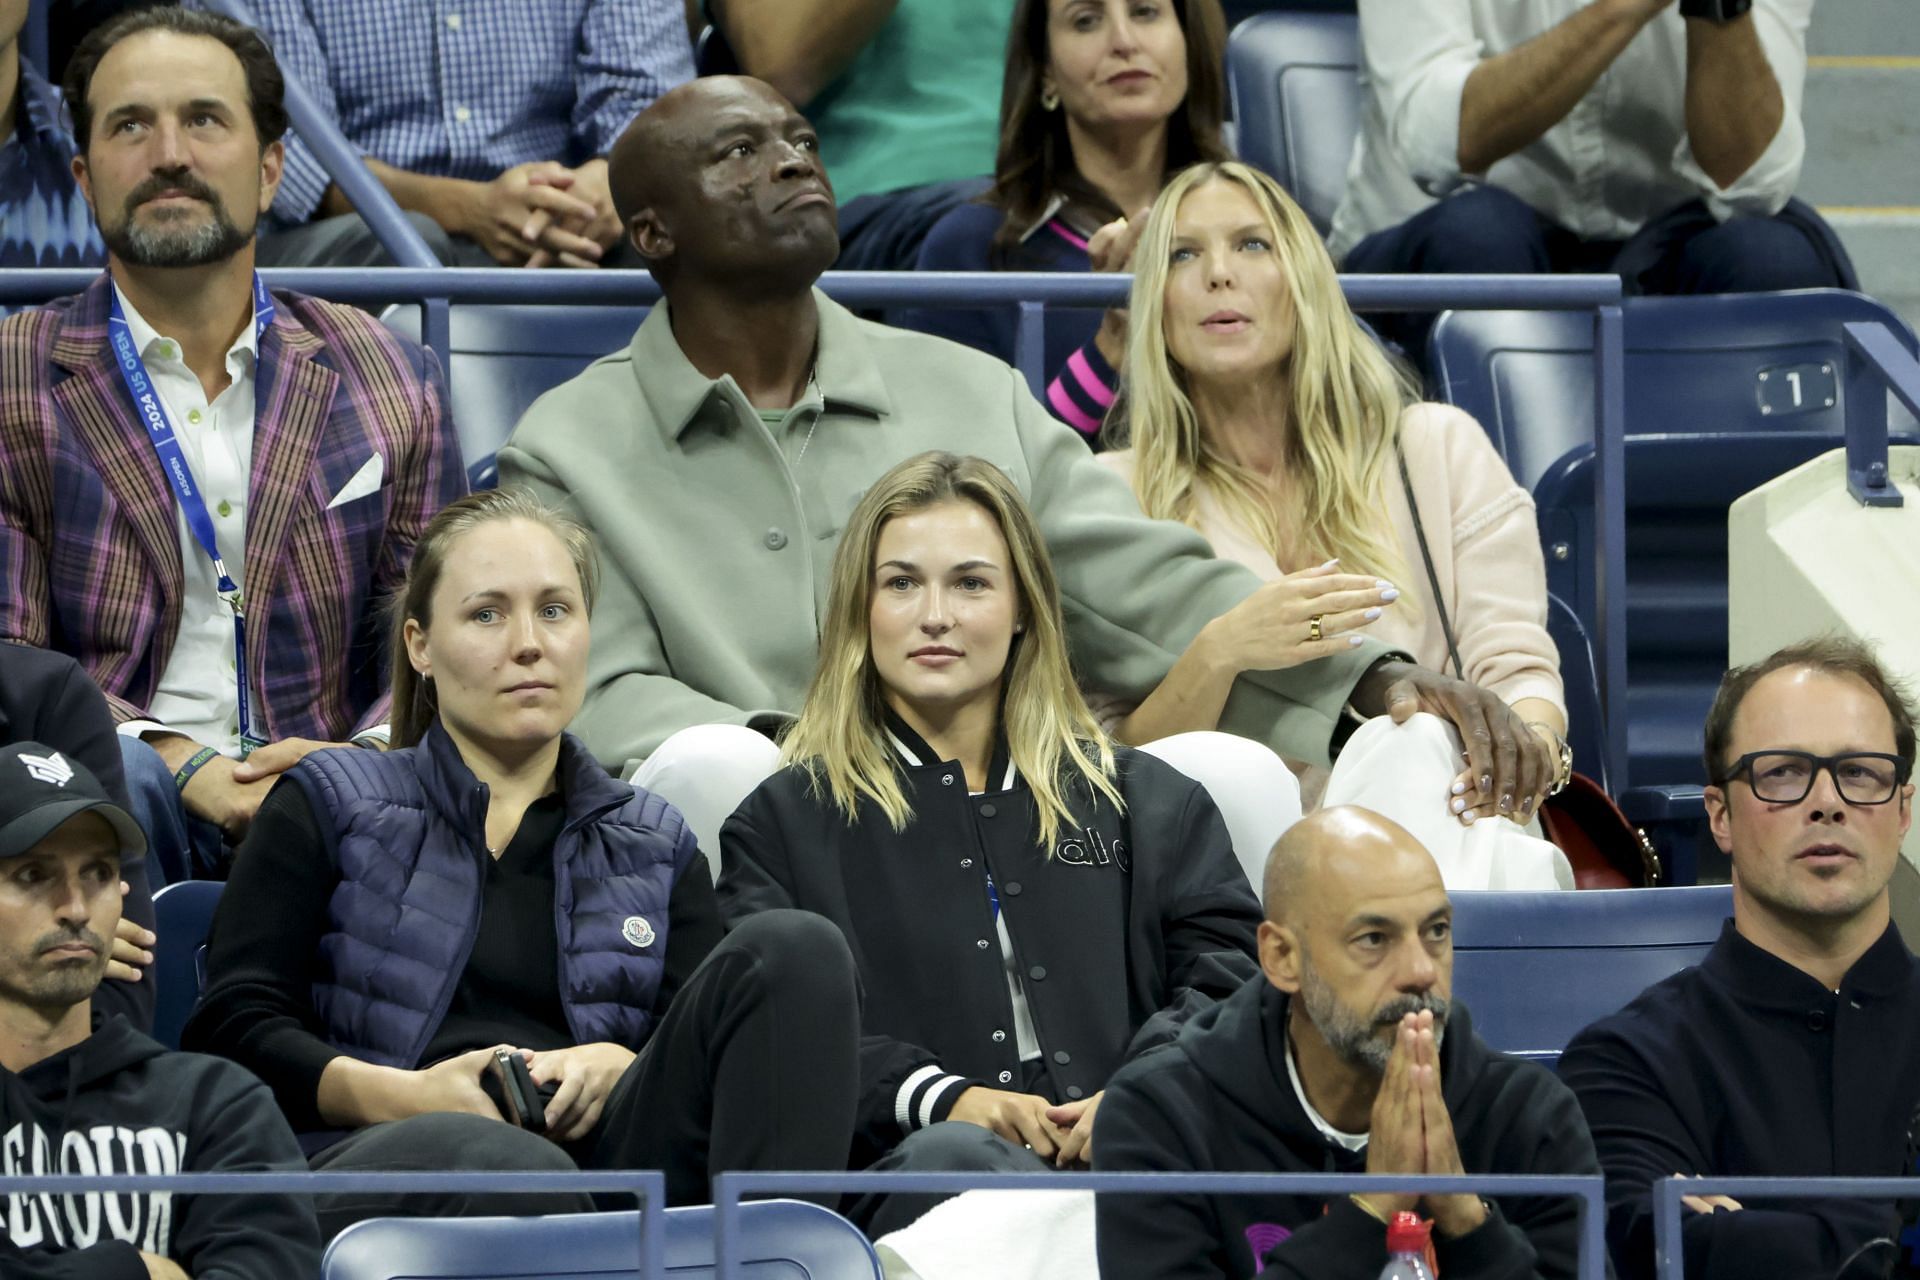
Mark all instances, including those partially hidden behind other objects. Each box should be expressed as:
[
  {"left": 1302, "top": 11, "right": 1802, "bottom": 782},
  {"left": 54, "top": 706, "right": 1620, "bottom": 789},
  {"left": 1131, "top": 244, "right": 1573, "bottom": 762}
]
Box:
[{"left": 1717, "top": 750, "right": 1912, "bottom": 806}]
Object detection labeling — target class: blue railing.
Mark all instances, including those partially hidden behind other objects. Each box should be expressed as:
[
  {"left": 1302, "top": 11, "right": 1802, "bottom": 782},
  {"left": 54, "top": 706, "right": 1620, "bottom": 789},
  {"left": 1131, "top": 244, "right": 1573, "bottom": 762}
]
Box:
[
  {"left": 0, "top": 1167, "right": 1607, "bottom": 1278},
  {"left": 0, "top": 1169, "right": 667, "bottom": 1275},
  {"left": 1653, "top": 1175, "right": 1918, "bottom": 1280},
  {"left": 1843, "top": 321, "right": 1920, "bottom": 507},
  {"left": 4, "top": 1166, "right": 1911, "bottom": 1276},
  {"left": 713, "top": 1170, "right": 1614, "bottom": 1280},
  {"left": 718, "top": 1174, "right": 1605, "bottom": 1274},
  {"left": 0, "top": 266, "right": 1628, "bottom": 785}
]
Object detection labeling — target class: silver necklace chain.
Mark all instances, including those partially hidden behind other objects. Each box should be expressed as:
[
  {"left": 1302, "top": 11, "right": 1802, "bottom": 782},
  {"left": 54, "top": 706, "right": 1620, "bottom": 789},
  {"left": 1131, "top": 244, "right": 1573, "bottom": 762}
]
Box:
[{"left": 791, "top": 366, "right": 822, "bottom": 465}]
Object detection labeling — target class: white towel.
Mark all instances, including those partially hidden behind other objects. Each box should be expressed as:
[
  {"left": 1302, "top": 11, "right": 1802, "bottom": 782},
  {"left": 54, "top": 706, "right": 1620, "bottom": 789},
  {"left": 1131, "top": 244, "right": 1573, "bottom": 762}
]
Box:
[
  {"left": 1322, "top": 713, "right": 1573, "bottom": 891},
  {"left": 875, "top": 1189, "right": 1097, "bottom": 1280}
]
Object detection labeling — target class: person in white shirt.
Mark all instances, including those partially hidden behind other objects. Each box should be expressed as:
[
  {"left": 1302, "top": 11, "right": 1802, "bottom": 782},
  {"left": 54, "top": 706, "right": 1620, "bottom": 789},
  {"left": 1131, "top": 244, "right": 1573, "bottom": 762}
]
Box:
[
  {"left": 0, "top": 8, "right": 463, "bottom": 881},
  {"left": 1334, "top": 0, "right": 1852, "bottom": 354}
]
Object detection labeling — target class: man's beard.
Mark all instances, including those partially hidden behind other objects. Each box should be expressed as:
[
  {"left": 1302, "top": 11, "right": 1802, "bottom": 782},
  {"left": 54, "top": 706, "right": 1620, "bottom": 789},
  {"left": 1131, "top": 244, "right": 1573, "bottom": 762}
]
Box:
[
  {"left": 102, "top": 170, "right": 253, "bottom": 268},
  {"left": 0, "top": 926, "right": 109, "bottom": 1017},
  {"left": 1298, "top": 951, "right": 1450, "bottom": 1076}
]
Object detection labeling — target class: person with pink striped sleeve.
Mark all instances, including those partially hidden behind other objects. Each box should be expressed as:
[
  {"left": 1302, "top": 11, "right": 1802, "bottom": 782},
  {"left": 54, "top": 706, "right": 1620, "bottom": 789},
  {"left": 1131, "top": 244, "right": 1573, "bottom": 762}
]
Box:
[{"left": 897, "top": 0, "right": 1229, "bottom": 444}]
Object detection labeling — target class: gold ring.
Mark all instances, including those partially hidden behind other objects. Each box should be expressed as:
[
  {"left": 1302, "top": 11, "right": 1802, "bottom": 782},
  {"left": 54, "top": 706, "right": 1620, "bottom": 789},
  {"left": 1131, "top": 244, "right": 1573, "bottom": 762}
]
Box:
[{"left": 1308, "top": 614, "right": 1324, "bottom": 643}]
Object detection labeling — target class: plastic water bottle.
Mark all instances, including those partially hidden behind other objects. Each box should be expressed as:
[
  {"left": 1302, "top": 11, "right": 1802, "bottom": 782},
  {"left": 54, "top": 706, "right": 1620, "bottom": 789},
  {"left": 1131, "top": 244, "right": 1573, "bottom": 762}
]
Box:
[{"left": 1377, "top": 1212, "right": 1435, "bottom": 1280}]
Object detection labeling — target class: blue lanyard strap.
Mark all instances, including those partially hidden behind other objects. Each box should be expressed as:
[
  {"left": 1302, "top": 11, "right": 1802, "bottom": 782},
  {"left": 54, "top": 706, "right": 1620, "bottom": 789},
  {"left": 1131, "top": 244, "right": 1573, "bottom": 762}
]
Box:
[{"left": 107, "top": 274, "right": 276, "bottom": 753}]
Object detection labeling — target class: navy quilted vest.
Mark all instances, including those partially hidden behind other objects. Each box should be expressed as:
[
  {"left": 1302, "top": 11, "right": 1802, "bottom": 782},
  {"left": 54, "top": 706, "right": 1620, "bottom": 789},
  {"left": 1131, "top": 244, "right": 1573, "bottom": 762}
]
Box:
[{"left": 290, "top": 724, "right": 694, "bottom": 1069}]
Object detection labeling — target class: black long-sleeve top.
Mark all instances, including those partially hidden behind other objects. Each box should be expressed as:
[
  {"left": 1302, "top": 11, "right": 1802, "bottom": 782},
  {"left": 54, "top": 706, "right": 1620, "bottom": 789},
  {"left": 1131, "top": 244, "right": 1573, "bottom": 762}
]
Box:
[
  {"left": 182, "top": 778, "right": 721, "bottom": 1132},
  {"left": 1561, "top": 920, "right": 1920, "bottom": 1280}
]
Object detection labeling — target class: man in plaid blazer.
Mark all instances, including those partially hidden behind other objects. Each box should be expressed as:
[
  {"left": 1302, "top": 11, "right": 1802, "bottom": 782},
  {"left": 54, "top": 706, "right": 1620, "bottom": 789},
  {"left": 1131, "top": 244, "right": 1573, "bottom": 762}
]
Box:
[{"left": 0, "top": 8, "right": 464, "bottom": 879}]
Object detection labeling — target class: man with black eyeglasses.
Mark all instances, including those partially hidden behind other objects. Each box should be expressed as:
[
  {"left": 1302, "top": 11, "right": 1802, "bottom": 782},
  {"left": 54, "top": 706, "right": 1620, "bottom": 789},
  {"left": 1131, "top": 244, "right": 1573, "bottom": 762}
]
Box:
[{"left": 1562, "top": 636, "right": 1920, "bottom": 1280}]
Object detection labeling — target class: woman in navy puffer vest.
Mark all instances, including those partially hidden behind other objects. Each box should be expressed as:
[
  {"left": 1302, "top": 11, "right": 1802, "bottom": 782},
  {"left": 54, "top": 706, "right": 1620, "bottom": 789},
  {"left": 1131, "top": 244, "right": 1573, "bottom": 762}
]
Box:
[{"left": 185, "top": 490, "right": 859, "bottom": 1240}]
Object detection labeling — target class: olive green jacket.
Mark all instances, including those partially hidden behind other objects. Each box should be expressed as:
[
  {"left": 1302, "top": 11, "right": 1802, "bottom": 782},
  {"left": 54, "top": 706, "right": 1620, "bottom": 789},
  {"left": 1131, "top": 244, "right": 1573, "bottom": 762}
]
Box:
[{"left": 499, "top": 291, "right": 1390, "bottom": 774}]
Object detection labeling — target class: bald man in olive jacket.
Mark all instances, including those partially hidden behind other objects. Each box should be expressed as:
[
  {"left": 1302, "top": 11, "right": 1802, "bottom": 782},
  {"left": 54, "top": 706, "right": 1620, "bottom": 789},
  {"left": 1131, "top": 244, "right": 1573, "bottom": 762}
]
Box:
[{"left": 501, "top": 77, "right": 1533, "bottom": 797}]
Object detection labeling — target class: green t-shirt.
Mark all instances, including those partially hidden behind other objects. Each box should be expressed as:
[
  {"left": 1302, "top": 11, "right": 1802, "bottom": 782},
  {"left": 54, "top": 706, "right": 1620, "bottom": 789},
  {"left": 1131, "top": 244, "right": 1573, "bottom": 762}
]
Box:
[{"left": 810, "top": 0, "right": 1015, "bottom": 203}]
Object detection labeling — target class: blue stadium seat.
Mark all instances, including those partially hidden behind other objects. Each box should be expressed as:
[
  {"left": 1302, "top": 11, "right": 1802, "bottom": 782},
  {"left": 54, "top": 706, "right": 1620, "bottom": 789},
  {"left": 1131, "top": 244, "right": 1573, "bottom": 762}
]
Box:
[
  {"left": 1223, "top": 0, "right": 1356, "bottom": 35},
  {"left": 152, "top": 880, "right": 222, "bottom": 1051},
  {"left": 1225, "top": 10, "right": 1360, "bottom": 233},
  {"left": 381, "top": 305, "right": 648, "bottom": 480},
  {"left": 1545, "top": 592, "right": 1608, "bottom": 796},
  {"left": 322, "top": 1201, "right": 883, "bottom": 1280},
  {"left": 468, "top": 453, "right": 499, "bottom": 491},
  {"left": 1428, "top": 290, "right": 1920, "bottom": 792},
  {"left": 1449, "top": 884, "right": 1731, "bottom": 1065}
]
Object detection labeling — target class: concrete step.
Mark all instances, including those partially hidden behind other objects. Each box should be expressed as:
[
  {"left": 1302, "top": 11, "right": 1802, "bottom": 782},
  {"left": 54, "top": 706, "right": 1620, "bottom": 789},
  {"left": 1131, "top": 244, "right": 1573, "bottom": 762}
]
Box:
[
  {"left": 1807, "top": 0, "right": 1920, "bottom": 57},
  {"left": 1800, "top": 61, "right": 1920, "bottom": 207}
]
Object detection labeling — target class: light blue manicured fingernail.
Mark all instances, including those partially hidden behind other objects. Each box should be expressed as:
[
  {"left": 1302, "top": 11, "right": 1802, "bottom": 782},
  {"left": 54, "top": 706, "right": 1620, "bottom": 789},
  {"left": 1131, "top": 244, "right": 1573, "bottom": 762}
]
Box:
[
  {"left": 1461, "top": 811, "right": 1476, "bottom": 826},
  {"left": 1451, "top": 797, "right": 1465, "bottom": 813},
  {"left": 1320, "top": 557, "right": 1341, "bottom": 569},
  {"left": 1451, "top": 781, "right": 1467, "bottom": 795},
  {"left": 1379, "top": 588, "right": 1399, "bottom": 602},
  {"left": 1347, "top": 635, "right": 1363, "bottom": 647},
  {"left": 1364, "top": 607, "right": 1383, "bottom": 621}
]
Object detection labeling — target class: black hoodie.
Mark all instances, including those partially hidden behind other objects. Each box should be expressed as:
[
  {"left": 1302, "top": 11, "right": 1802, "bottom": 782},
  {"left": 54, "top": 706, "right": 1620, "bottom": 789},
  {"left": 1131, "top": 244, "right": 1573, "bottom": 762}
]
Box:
[
  {"left": 0, "top": 1016, "right": 320, "bottom": 1279},
  {"left": 1094, "top": 977, "right": 1610, "bottom": 1280}
]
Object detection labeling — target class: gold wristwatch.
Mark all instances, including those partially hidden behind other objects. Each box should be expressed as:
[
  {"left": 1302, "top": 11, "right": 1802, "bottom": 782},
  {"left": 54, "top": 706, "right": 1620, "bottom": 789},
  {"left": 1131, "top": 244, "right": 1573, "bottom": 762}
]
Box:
[{"left": 1527, "top": 722, "right": 1574, "bottom": 795}]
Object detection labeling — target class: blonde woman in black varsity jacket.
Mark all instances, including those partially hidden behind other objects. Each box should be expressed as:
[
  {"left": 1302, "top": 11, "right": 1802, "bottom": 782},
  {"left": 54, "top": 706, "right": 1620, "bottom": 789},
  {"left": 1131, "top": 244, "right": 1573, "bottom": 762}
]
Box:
[{"left": 718, "top": 452, "right": 1262, "bottom": 1236}]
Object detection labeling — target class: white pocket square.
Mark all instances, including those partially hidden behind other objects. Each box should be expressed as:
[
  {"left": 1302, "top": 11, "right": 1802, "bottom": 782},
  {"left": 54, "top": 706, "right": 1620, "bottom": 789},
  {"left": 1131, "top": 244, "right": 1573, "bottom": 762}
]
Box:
[{"left": 325, "top": 453, "right": 385, "bottom": 510}]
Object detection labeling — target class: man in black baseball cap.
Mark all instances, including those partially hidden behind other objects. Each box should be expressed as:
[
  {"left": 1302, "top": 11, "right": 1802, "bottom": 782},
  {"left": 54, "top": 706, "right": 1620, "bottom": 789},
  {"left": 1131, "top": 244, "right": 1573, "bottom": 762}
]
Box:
[
  {"left": 0, "top": 741, "right": 147, "bottom": 861},
  {"left": 0, "top": 741, "right": 320, "bottom": 1279}
]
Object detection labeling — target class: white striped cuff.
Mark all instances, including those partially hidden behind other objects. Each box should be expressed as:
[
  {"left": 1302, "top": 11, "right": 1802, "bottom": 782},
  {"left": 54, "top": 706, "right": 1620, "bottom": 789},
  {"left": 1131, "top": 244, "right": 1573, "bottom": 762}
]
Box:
[{"left": 894, "top": 1065, "right": 969, "bottom": 1135}]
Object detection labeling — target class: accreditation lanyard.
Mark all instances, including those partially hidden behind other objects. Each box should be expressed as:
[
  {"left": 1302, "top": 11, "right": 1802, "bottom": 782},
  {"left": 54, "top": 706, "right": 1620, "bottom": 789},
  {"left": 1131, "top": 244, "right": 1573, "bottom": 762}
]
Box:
[{"left": 107, "top": 274, "right": 274, "bottom": 756}]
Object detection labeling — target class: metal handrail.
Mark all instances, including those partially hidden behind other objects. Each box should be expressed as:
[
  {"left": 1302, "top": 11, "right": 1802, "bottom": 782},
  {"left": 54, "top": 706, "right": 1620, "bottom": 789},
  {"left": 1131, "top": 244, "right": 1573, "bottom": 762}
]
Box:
[
  {"left": 1653, "top": 1175, "right": 1919, "bottom": 1280},
  {"left": 715, "top": 1170, "right": 1611, "bottom": 1280},
  {"left": 1842, "top": 320, "right": 1920, "bottom": 507},
  {"left": 0, "top": 1169, "right": 666, "bottom": 1277},
  {"left": 0, "top": 266, "right": 1629, "bottom": 787}
]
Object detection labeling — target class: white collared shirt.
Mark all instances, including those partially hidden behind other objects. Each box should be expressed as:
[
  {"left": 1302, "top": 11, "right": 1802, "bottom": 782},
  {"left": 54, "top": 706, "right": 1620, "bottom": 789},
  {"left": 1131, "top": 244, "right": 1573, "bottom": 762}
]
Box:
[
  {"left": 112, "top": 282, "right": 260, "bottom": 757},
  {"left": 1329, "top": 0, "right": 1812, "bottom": 258}
]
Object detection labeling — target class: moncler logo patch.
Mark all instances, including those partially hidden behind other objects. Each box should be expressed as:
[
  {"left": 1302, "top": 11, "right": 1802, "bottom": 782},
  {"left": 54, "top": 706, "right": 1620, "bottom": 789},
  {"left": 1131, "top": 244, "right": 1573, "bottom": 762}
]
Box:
[
  {"left": 621, "top": 916, "right": 656, "bottom": 949},
  {"left": 20, "top": 752, "right": 74, "bottom": 787}
]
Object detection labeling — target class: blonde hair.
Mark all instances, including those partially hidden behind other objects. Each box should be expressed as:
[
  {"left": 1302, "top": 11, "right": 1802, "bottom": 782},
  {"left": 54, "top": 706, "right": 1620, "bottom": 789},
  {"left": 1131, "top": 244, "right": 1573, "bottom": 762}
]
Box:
[
  {"left": 389, "top": 488, "right": 600, "bottom": 749},
  {"left": 781, "top": 452, "right": 1121, "bottom": 848},
  {"left": 1107, "top": 161, "right": 1416, "bottom": 586}
]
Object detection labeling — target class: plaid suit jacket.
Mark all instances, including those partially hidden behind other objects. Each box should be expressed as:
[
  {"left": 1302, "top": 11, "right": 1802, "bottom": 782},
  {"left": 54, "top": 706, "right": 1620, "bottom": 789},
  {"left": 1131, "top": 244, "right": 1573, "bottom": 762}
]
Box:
[{"left": 0, "top": 274, "right": 465, "bottom": 742}]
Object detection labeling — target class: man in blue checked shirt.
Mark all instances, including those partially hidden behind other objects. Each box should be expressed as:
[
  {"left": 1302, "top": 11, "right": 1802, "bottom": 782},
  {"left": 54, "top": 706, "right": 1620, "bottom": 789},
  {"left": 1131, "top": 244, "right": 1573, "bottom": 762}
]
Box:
[
  {"left": 221, "top": 0, "right": 694, "bottom": 268},
  {"left": 0, "top": 0, "right": 108, "bottom": 269}
]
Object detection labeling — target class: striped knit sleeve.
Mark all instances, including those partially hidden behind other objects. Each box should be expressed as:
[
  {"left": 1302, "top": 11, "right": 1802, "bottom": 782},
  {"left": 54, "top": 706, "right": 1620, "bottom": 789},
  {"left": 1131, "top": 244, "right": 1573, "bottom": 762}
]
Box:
[{"left": 1044, "top": 337, "right": 1118, "bottom": 440}]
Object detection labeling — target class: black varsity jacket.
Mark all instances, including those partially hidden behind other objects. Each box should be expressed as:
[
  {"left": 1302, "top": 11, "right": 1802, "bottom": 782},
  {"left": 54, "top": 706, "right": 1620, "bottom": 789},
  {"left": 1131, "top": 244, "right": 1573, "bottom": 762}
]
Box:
[{"left": 716, "top": 716, "right": 1262, "bottom": 1159}]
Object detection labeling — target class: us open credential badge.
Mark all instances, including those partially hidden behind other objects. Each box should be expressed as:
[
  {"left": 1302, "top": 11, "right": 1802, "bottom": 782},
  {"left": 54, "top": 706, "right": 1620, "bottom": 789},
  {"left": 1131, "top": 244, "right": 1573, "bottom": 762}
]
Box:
[{"left": 621, "top": 916, "right": 656, "bottom": 949}]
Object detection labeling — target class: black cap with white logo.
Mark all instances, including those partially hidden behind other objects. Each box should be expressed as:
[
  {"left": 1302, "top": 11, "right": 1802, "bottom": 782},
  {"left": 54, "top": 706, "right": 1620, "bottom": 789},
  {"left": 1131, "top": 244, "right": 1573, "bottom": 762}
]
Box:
[{"left": 0, "top": 743, "right": 147, "bottom": 861}]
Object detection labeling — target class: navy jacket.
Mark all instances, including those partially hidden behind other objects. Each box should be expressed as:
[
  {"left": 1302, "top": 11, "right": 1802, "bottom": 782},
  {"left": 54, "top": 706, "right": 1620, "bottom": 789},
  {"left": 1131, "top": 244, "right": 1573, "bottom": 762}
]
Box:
[
  {"left": 1562, "top": 920, "right": 1920, "bottom": 1280},
  {"left": 185, "top": 724, "right": 713, "bottom": 1131},
  {"left": 291, "top": 724, "right": 693, "bottom": 1066}
]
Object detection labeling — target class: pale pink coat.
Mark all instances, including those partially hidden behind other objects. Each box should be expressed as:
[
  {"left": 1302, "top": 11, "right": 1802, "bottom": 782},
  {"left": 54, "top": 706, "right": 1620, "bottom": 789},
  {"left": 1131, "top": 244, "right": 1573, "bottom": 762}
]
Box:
[{"left": 1096, "top": 401, "right": 1565, "bottom": 800}]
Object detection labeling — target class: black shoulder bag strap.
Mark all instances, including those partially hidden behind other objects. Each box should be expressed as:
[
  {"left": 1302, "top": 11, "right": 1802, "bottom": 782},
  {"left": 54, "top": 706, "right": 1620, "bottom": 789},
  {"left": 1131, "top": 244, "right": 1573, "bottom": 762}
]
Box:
[{"left": 1396, "top": 441, "right": 1464, "bottom": 679}]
